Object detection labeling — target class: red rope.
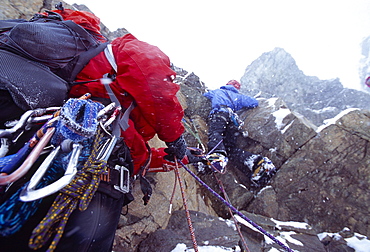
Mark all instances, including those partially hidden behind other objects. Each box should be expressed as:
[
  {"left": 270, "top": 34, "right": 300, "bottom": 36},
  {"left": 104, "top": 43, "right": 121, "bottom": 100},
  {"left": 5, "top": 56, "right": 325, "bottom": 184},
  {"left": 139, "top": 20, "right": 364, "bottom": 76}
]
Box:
[
  {"left": 174, "top": 158, "right": 198, "bottom": 252},
  {"left": 168, "top": 171, "right": 177, "bottom": 214}
]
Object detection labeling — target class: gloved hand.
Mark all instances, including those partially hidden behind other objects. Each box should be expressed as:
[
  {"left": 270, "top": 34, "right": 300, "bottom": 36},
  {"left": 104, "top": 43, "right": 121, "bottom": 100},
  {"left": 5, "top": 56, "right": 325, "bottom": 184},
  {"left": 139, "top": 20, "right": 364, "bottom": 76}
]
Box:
[
  {"left": 186, "top": 147, "right": 206, "bottom": 164},
  {"left": 164, "top": 135, "right": 187, "bottom": 162}
]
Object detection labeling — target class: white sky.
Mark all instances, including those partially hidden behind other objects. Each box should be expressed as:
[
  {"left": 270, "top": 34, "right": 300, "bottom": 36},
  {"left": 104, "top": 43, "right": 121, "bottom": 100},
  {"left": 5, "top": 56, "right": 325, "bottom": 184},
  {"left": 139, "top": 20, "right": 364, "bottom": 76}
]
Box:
[{"left": 65, "top": 0, "right": 370, "bottom": 90}]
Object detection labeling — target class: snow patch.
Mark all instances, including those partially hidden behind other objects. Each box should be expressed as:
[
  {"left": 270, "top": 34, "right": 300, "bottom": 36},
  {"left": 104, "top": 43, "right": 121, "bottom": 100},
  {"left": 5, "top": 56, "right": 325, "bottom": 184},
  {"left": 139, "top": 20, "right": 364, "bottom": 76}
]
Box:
[
  {"left": 272, "top": 108, "right": 291, "bottom": 133},
  {"left": 271, "top": 219, "right": 312, "bottom": 230},
  {"left": 316, "top": 108, "right": 359, "bottom": 132},
  {"left": 267, "top": 97, "right": 279, "bottom": 107},
  {"left": 309, "top": 106, "right": 337, "bottom": 114},
  {"left": 280, "top": 231, "right": 304, "bottom": 246},
  {"left": 171, "top": 243, "right": 241, "bottom": 252},
  {"left": 218, "top": 217, "right": 236, "bottom": 231},
  {"left": 318, "top": 230, "right": 370, "bottom": 252},
  {"left": 346, "top": 234, "right": 370, "bottom": 252},
  {"left": 257, "top": 185, "right": 272, "bottom": 196}
]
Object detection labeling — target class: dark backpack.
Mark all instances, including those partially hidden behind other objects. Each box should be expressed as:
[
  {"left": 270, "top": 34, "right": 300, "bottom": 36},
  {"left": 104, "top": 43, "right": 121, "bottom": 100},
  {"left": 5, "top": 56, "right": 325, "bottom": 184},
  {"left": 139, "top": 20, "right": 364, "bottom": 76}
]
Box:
[{"left": 0, "top": 10, "right": 108, "bottom": 111}]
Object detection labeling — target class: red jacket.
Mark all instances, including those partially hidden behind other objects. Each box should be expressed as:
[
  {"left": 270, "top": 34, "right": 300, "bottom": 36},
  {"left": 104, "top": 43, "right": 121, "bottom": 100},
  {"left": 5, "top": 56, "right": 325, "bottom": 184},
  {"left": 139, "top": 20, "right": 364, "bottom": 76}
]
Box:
[{"left": 69, "top": 34, "right": 185, "bottom": 174}]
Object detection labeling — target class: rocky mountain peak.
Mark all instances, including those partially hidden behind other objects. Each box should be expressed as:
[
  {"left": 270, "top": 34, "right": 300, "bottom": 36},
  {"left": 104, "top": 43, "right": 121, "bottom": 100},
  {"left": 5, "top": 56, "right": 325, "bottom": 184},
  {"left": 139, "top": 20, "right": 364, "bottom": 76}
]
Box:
[{"left": 241, "top": 47, "right": 370, "bottom": 127}]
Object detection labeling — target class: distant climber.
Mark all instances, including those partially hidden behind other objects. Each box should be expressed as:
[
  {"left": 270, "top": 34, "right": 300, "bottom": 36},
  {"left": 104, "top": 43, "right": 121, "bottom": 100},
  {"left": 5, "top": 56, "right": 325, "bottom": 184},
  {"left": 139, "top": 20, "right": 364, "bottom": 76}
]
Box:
[{"left": 203, "top": 80, "right": 276, "bottom": 188}]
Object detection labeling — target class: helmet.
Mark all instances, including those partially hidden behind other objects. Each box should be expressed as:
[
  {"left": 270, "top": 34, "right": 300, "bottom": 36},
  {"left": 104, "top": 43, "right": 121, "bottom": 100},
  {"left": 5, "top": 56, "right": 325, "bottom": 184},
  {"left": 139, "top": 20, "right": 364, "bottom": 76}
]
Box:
[{"left": 226, "top": 80, "right": 241, "bottom": 90}]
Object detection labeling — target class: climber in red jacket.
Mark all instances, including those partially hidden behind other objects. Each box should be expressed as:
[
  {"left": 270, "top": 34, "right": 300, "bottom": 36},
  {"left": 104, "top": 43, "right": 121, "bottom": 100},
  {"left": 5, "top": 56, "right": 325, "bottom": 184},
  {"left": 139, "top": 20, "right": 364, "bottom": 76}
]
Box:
[
  {"left": 0, "top": 8, "right": 203, "bottom": 252},
  {"left": 69, "top": 33, "right": 188, "bottom": 175},
  {"left": 25, "top": 8, "right": 196, "bottom": 252}
]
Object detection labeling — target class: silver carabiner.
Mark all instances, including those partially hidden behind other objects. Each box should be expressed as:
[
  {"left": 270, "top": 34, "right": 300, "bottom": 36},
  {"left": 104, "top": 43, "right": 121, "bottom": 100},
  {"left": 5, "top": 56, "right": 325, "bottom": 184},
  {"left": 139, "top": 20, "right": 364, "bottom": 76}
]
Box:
[
  {"left": 19, "top": 143, "right": 82, "bottom": 202},
  {"left": 0, "top": 127, "right": 55, "bottom": 185},
  {"left": 96, "top": 135, "right": 118, "bottom": 161}
]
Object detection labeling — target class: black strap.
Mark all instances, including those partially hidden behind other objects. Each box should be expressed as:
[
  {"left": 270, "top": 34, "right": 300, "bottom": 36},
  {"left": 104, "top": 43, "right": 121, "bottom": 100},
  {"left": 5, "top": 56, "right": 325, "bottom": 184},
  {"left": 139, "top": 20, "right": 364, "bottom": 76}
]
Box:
[
  {"left": 0, "top": 19, "right": 27, "bottom": 33},
  {"left": 222, "top": 89, "right": 237, "bottom": 110}
]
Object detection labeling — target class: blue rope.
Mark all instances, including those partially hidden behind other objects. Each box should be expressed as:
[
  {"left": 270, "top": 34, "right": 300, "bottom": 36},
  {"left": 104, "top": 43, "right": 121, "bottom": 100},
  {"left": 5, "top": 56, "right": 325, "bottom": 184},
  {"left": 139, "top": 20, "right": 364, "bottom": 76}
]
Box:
[
  {"left": 178, "top": 160, "right": 294, "bottom": 252},
  {"left": 0, "top": 154, "right": 66, "bottom": 236}
]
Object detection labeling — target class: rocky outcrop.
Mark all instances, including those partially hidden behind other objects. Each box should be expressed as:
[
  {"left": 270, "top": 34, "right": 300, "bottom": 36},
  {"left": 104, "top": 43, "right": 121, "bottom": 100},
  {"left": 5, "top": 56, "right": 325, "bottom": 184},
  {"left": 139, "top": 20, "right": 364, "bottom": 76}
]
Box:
[
  {"left": 177, "top": 68, "right": 370, "bottom": 251},
  {"left": 2, "top": 1, "right": 370, "bottom": 251},
  {"left": 241, "top": 47, "right": 370, "bottom": 126}
]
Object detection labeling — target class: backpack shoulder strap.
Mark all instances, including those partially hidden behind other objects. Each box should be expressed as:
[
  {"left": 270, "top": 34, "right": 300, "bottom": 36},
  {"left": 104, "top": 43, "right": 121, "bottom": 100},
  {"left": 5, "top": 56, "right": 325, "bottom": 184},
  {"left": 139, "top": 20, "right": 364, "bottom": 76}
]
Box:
[
  {"left": 104, "top": 44, "right": 117, "bottom": 73},
  {"left": 102, "top": 45, "right": 135, "bottom": 132},
  {"left": 0, "top": 19, "right": 27, "bottom": 33}
]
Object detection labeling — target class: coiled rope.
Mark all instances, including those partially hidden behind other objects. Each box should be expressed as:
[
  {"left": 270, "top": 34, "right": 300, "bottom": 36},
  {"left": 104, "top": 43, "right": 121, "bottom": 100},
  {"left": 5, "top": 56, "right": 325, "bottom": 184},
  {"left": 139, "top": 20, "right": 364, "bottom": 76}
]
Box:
[
  {"left": 0, "top": 119, "right": 61, "bottom": 236},
  {"left": 28, "top": 127, "right": 107, "bottom": 252}
]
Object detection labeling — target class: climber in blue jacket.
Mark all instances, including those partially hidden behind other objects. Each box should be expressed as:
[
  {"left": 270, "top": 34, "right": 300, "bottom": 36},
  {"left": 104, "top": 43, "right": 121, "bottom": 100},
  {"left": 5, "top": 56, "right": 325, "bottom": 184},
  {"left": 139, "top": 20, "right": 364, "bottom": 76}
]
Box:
[{"left": 203, "top": 80, "right": 276, "bottom": 187}]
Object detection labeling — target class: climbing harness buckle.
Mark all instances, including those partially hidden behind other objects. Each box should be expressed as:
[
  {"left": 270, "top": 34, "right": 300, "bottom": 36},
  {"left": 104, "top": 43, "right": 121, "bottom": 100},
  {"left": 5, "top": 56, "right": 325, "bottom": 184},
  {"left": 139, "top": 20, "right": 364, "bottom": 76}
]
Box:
[{"left": 113, "top": 164, "right": 130, "bottom": 194}]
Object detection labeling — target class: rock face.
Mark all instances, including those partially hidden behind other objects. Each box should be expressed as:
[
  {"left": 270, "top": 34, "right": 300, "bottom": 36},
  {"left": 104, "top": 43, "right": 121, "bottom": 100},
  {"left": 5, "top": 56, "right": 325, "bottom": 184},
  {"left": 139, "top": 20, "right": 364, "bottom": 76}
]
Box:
[
  {"left": 1, "top": 1, "right": 370, "bottom": 251},
  {"left": 177, "top": 69, "right": 370, "bottom": 250},
  {"left": 241, "top": 47, "right": 370, "bottom": 126}
]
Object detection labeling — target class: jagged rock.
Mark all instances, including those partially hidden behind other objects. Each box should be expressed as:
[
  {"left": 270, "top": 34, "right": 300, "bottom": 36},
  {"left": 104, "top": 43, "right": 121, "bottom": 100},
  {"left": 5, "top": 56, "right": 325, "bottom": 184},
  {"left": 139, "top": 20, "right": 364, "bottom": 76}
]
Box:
[
  {"left": 248, "top": 109, "right": 370, "bottom": 237},
  {"left": 112, "top": 166, "right": 217, "bottom": 251},
  {"left": 241, "top": 47, "right": 370, "bottom": 126},
  {"left": 137, "top": 210, "right": 242, "bottom": 252}
]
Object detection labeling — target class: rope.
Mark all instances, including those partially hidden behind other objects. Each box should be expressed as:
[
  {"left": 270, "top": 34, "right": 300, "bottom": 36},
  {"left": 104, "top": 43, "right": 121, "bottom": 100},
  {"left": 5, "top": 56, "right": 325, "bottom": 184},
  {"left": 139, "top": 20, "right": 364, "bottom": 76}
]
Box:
[
  {"left": 207, "top": 139, "right": 223, "bottom": 155},
  {"left": 0, "top": 158, "right": 65, "bottom": 236},
  {"left": 168, "top": 170, "right": 177, "bottom": 214},
  {"left": 182, "top": 119, "right": 205, "bottom": 151},
  {"left": 179, "top": 160, "right": 294, "bottom": 252},
  {"left": 28, "top": 128, "right": 107, "bottom": 252},
  {"left": 174, "top": 158, "right": 198, "bottom": 252},
  {"left": 213, "top": 174, "right": 250, "bottom": 252}
]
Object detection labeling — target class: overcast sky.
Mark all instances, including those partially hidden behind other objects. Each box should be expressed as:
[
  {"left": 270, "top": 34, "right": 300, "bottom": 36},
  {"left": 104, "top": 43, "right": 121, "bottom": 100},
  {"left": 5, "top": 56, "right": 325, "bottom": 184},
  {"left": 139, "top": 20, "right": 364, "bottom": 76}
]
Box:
[{"left": 65, "top": 0, "right": 370, "bottom": 90}]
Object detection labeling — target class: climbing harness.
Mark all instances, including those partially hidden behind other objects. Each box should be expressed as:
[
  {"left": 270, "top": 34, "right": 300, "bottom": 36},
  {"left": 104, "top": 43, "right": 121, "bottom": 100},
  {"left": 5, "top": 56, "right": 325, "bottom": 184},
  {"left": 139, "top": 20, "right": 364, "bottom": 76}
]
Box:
[{"left": 178, "top": 159, "right": 294, "bottom": 252}]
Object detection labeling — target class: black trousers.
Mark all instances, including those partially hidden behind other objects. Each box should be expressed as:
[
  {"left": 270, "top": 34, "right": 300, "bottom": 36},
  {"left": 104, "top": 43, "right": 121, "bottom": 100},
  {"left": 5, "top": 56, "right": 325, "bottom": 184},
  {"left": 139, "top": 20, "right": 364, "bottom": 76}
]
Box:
[
  {"left": 207, "top": 111, "right": 259, "bottom": 173},
  {"left": 207, "top": 111, "right": 230, "bottom": 154}
]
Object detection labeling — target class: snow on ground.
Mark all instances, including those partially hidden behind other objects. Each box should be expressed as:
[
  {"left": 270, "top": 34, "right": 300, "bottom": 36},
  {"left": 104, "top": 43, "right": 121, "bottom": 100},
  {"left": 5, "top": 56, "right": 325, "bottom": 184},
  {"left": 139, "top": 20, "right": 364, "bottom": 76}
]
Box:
[
  {"left": 316, "top": 108, "right": 359, "bottom": 132},
  {"left": 318, "top": 229, "right": 370, "bottom": 252},
  {"left": 309, "top": 106, "right": 337, "bottom": 114},
  {"left": 171, "top": 243, "right": 241, "bottom": 252},
  {"left": 271, "top": 219, "right": 312, "bottom": 230},
  {"left": 171, "top": 228, "right": 370, "bottom": 252},
  {"left": 269, "top": 98, "right": 293, "bottom": 134}
]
